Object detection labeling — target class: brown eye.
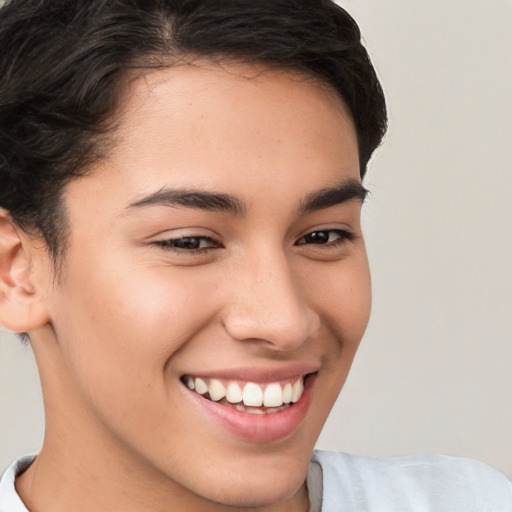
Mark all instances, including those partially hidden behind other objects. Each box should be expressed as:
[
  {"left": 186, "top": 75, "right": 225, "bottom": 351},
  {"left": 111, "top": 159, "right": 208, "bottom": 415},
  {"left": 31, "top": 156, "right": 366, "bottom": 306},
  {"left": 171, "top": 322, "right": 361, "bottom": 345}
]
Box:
[
  {"left": 296, "top": 229, "right": 353, "bottom": 246},
  {"left": 157, "top": 236, "right": 220, "bottom": 251}
]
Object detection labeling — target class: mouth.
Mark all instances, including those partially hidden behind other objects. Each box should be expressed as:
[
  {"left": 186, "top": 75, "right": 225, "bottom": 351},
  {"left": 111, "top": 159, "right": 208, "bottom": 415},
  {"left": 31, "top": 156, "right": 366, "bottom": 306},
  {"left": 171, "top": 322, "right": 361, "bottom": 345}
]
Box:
[
  {"left": 180, "top": 373, "right": 312, "bottom": 415},
  {"left": 181, "top": 369, "right": 318, "bottom": 443}
]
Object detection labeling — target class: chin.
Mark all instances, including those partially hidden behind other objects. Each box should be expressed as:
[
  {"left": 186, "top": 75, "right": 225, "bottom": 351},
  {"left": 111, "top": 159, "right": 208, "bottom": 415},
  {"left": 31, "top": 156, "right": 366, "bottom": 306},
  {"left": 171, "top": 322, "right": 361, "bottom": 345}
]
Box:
[
  {"left": 173, "top": 444, "right": 312, "bottom": 509},
  {"left": 204, "top": 467, "right": 308, "bottom": 509}
]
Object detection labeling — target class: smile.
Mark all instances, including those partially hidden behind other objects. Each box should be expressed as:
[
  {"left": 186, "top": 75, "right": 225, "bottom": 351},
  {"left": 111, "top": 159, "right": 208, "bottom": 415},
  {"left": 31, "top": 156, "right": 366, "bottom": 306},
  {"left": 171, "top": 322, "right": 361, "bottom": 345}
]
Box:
[{"left": 182, "top": 375, "right": 307, "bottom": 414}]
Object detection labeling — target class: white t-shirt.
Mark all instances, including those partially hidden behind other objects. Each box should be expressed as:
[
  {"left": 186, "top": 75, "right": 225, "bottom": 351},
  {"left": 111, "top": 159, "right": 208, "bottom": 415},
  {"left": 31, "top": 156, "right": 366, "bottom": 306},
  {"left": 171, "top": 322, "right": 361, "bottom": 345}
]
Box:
[
  {"left": 1, "top": 451, "right": 511, "bottom": 511},
  {"left": 307, "top": 451, "right": 512, "bottom": 511}
]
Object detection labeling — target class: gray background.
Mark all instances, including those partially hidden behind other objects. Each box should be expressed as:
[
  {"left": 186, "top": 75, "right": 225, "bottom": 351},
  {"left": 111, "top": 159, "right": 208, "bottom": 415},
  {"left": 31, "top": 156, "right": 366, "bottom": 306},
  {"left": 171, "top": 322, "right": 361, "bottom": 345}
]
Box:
[{"left": 1, "top": 0, "right": 511, "bottom": 476}]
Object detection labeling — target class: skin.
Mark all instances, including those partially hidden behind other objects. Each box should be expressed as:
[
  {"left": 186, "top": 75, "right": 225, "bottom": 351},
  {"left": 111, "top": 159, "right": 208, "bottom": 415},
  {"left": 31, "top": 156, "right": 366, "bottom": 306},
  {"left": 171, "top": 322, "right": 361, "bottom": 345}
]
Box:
[{"left": 0, "top": 62, "right": 371, "bottom": 511}]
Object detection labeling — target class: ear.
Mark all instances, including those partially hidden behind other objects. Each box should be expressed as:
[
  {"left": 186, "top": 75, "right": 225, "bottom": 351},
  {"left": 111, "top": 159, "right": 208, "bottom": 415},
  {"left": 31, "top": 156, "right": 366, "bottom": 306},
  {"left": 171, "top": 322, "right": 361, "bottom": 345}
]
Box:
[{"left": 0, "top": 209, "right": 51, "bottom": 333}]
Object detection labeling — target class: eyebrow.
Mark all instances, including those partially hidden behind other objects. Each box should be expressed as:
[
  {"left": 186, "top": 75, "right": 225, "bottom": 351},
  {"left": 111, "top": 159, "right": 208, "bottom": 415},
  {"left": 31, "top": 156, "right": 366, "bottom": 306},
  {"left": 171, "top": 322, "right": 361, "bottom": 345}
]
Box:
[
  {"left": 126, "top": 178, "right": 367, "bottom": 216},
  {"left": 300, "top": 179, "right": 368, "bottom": 212},
  {"left": 127, "top": 187, "right": 246, "bottom": 216}
]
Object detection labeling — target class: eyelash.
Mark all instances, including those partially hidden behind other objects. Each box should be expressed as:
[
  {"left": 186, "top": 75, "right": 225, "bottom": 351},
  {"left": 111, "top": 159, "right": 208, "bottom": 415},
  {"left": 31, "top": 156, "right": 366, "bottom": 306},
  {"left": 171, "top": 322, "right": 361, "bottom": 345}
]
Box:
[{"left": 154, "top": 229, "right": 354, "bottom": 254}]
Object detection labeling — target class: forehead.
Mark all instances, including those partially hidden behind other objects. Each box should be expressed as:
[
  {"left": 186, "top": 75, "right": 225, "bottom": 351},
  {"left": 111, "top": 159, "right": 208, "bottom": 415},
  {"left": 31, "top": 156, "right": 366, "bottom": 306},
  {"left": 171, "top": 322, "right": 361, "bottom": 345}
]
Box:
[
  {"left": 65, "top": 62, "right": 360, "bottom": 219},
  {"left": 118, "top": 63, "right": 354, "bottom": 169}
]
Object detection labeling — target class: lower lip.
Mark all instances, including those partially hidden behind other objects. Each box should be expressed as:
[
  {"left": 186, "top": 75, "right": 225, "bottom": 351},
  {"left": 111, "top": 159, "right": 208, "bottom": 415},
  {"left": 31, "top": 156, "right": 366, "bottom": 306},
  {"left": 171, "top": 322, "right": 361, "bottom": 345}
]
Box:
[{"left": 184, "top": 375, "right": 316, "bottom": 444}]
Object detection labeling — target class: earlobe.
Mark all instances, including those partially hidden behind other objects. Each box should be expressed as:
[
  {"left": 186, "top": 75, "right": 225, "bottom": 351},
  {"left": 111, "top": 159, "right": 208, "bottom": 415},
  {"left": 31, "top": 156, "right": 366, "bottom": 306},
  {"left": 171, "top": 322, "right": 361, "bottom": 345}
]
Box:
[{"left": 0, "top": 209, "right": 50, "bottom": 333}]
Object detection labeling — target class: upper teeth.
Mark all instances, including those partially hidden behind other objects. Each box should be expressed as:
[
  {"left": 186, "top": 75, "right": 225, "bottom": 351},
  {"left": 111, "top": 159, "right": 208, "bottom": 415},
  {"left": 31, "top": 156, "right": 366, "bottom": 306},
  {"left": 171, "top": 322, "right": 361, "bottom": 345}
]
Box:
[{"left": 184, "top": 376, "right": 305, "bottom": 407}]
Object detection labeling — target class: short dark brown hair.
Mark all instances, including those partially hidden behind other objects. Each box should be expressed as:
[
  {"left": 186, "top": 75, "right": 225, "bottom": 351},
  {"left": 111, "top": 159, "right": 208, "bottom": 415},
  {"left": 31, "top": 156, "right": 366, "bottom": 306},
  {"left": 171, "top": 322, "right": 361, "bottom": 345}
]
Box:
[{"left": 0, "top": 0, "right": 387, "bottom": 262}]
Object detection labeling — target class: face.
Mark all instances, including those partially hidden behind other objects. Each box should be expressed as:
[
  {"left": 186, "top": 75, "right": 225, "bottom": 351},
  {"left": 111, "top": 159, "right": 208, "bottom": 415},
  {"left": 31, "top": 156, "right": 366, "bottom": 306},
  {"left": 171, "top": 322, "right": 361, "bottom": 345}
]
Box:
[{"left": 34, "top": 63, "right": 371, "bottom": 510}]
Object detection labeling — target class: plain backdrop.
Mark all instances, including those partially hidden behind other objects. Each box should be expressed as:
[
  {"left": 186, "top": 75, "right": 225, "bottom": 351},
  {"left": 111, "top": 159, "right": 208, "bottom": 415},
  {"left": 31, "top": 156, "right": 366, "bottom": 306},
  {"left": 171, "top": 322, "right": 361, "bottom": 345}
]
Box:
[{"left": 1, "top": 0, "right": 511, "bottom": 476}]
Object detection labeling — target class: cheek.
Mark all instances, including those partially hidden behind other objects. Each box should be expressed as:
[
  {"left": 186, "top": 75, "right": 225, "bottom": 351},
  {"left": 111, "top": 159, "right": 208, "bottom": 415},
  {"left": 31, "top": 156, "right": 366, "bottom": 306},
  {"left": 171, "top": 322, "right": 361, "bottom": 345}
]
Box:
[
  {"left": 302, "top": 256, "right": 371, "bottom": 439},
  {"left": 49, "top": 255, "right": 220, "bottom": 401},
  {"left": 307, "top": 253, "right": 372, "bottom": 345}
]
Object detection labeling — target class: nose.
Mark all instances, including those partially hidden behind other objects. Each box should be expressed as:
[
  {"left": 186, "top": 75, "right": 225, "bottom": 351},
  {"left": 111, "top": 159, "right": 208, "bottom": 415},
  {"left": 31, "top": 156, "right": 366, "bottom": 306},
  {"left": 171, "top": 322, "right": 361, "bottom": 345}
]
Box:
[{"left": 222, "top": 250, "right": 319, "bottom": 351}]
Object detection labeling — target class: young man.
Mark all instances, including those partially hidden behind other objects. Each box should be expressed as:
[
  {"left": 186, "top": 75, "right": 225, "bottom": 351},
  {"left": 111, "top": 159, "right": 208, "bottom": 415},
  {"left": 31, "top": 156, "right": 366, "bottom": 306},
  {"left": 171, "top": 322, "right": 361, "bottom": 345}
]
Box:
[{"left": 0, "top": 1, "right": 510, "bottom": 511}]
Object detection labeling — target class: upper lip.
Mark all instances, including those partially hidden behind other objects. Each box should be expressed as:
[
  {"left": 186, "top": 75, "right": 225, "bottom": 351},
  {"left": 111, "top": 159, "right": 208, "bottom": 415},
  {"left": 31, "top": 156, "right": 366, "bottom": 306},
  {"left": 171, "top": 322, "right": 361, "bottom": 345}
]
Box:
[{"left": 181, "top": 364, "right": 320, "bottom": 383}]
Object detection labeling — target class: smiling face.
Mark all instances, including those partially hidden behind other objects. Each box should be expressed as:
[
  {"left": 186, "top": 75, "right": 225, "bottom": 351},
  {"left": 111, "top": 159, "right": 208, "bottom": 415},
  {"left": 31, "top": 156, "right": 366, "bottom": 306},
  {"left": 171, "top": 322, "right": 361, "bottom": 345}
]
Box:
[{"left": 22, "top": 63, "right": 371, "bottom": 511}]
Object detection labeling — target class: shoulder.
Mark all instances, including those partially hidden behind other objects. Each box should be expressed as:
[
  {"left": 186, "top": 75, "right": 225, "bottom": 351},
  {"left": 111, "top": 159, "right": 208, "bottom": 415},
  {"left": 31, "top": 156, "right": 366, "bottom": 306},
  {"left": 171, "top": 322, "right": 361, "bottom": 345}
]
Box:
[{"left": 312, "top": 450, "right": 512, "bottom": 512}]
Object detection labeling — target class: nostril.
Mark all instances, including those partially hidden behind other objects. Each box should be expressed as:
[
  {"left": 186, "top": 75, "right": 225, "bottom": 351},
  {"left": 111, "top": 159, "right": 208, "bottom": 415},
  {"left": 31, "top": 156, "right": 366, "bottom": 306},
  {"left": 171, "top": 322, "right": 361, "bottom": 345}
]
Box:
[{"left": 223, "top": 308, "right": 318, "bottom": 351}]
